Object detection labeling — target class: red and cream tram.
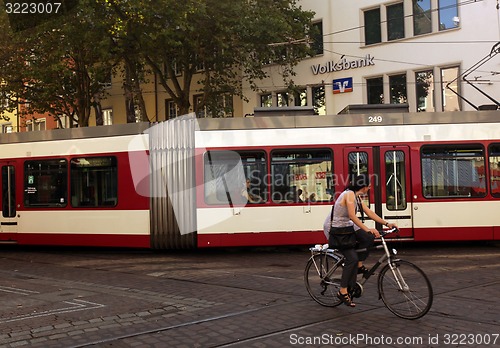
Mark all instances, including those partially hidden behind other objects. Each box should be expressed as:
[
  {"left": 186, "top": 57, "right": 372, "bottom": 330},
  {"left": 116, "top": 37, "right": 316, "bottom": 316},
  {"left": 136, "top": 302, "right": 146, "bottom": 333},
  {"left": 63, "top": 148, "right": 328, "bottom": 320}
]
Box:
[{"left": 1, "top": 110, "right": 499, "bottom": 249}]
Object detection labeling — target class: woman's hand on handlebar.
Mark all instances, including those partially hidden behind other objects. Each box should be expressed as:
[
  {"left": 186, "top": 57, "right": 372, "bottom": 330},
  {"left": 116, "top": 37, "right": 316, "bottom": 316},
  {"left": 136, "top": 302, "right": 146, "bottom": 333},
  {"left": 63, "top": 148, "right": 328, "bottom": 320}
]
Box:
[{"left": 367, "top": 228, "right": 381, "bottom": 238}]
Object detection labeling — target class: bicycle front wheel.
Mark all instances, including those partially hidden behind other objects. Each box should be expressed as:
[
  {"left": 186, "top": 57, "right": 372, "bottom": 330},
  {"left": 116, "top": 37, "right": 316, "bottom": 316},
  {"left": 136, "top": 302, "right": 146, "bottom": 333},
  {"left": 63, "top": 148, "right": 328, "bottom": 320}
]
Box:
[
  {"left": 378, "top": 259, "right": 433, "bottom": 319},
  {"left": 304, "top": 253, "right": 343, "bottom": 307}
]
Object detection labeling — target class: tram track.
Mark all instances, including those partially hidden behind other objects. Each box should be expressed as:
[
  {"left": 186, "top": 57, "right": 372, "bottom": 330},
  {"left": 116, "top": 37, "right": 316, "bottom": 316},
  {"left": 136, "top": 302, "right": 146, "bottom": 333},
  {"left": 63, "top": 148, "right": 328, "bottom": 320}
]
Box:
[{"left": 1, "top": 245, "right": 499, "bottom": 347}]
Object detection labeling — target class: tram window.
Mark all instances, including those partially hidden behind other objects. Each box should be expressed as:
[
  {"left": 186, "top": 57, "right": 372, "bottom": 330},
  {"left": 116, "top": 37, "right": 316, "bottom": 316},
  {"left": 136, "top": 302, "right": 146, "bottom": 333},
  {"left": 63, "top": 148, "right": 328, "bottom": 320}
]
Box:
[
  {"left": 24, "top": 159, "right": 68, "bottom": 207},
  {"left": 271, "top": 149, "right": 333, "bottom": 203},
  {"left": 385, "top": 150, "right": 407, "bottom": 210},
  {"left": 421, "top": 145, "right": 486, "bottom": 198},
  {"left": 348, "top": 151, "right": 370, "bottom": 206},
  {"left": 489, "top": 144, "right": 500, "bottom": 198},
  {"left": 2, "top": 166, "right": 16, "bottom": 218},
  {"left": 204, "top": 150, "right": 267, "bottom": 205},
  {"left": 70, "top": 157, "right": 118, "bottom": 207}
]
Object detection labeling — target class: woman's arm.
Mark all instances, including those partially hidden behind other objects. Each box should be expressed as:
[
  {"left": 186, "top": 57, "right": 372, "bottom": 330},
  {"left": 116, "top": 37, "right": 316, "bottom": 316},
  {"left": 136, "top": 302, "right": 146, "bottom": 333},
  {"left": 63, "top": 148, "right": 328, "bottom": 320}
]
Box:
[{"left": 362, "top": 201, "right": 396, "bottom": 228}]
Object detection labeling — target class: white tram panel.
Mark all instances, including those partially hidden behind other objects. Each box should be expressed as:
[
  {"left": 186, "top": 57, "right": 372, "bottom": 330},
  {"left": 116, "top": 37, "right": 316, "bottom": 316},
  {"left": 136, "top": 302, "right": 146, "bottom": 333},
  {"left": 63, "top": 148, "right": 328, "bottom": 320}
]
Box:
[
  {"left": 0, "top": 134, "right": 148, "bottom": 159},
  {"left": 412, "top": 201, "right": 499, "bottom": 229},
  {"left": 196, "top": 205, "right": 333, "bottom": 235},
  {"left": 196, "top": 122, "right": 500, "bottom": 148},
  {"left": 18, "top": 210, "right": 150, "bottom": 236}
]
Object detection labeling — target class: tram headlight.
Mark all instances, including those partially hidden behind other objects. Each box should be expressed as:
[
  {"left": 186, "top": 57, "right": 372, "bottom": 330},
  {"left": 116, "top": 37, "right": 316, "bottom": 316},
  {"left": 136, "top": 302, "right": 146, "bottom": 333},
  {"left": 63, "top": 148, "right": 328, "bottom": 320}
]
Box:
[{"left": 392, "top": 248, "right": 398, "bottom": 255}]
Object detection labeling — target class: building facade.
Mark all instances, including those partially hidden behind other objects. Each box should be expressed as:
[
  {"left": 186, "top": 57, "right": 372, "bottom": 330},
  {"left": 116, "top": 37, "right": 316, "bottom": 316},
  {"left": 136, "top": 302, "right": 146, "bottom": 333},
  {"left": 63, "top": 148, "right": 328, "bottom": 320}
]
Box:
[
  {"left": 245, "top": 0, "right": 500, "bottom": 116},
  {"left": 7, "top": 0, "right": 499, "bottom": 131},
  {"left": 85, "top": 0, "right": 500, "bottom": 124}
]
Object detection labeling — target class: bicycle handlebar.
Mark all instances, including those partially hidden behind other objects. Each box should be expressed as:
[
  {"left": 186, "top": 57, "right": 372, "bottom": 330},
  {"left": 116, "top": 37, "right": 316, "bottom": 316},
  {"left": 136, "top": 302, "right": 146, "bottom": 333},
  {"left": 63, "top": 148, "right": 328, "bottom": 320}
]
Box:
[
  {"left": 310, "top": 227, "right": 399, "bottom": 252},
  {"left": 379, "top": 227, "right": 399, "bottom": 238}
]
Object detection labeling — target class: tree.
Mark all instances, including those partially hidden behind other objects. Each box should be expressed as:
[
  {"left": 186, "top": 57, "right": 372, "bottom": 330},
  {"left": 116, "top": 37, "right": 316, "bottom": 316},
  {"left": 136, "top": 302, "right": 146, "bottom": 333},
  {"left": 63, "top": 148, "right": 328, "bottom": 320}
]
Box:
[
  {"left": 1, "top": 0, "right": 315, "bottom": 126},
  {"left": 0, "top": 1, "right": 115, "bottom": 127},
  {"left": 104, "top": 0, "right": 315, "bottom": 117}
]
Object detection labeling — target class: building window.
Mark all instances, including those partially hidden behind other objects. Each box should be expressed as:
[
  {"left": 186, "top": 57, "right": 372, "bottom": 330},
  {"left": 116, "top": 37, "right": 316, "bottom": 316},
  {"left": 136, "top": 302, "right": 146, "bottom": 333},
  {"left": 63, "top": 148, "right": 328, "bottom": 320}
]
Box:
[
  {"left": 438, "top": 0, "right": 459, "bottom": 30},
  {"left": 293, "top": 89, "right": 307, "bottom": 106},
  {"left": 164, "top": 60, "right": 182, "bottom": 77},
  {"left": 416, "top": 70, "right": 435, "bottom": 112},
  {"left": 413, "top": 0, "right": 432, "bottom": 35},
  {"left": 310, "top": 21, "right": 323, "bottom": 56},
  {"left": 367, "top": 77, "right": 384, "bottom": 104},
  {"left": 421, "top": 145, "right": 486, "bottom": 198},
  {"left": 312, "top": 86, "right": 326, "bottom": 115},
  {"left": 218, "top": 94, "right": 234, "bottom": 118},
  {"left": 441, "top": 66, "right": 460, "bottom": 111},
  {"left": 26, "top": 118, "right": 46, "bottom": 131},
  {"left": 260, "top": 94, "right": 272, "bottom": 107},
  {"left": 102, "top": 109, "right": 113, "bottom": 125},
  {"left": 99, "top": 71, "right": 112, "bottom": 89},
  {"left": 276, "top": 92, "right": 289, "bottom": 107},
  {"left": 165, "top": 100, "right": 179, "bottom": 120},
  {"left": 58, "top": 114, "right": 77, "bottom": 129},
  {"left": 24, "top": 159, "right": 68, "bottom": 207},
  {"left": 389, "top": 73, "right": 407, "bottom": 104},
  {"left": 1, "top": 124, "right": 13, "bottom": 133},
  {"left": 387, "top": 3, "right": 405, "bottom": 41},
  {"left": 193, "top": 94, "right": 233, "bottom": 118},
  {"left": 193, "top": 94, "right": 206, "bottom": 118},
  {"left": 364, "top": 8, "right": 381, "bottom": 45},
  {"left": 1, "top": 92, "right": 11, "bottom": 109},
  {"left": 70, "top": 157, "right": 118, "bottom": 207}
]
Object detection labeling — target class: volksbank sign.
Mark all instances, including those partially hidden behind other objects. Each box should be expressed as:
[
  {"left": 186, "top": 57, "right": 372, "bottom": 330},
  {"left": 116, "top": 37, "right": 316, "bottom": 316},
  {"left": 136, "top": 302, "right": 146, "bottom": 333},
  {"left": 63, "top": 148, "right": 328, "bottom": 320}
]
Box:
[{"left": 311, "top": 54, "right": 375, "bottom": 75}]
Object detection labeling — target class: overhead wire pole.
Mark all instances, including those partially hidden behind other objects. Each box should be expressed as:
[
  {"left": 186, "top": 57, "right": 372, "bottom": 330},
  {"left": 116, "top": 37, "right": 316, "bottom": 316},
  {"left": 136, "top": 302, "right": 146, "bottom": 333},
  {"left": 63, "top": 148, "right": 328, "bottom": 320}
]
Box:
[{"left": 446, "top": 41, "right": 500, "bottom": 110}]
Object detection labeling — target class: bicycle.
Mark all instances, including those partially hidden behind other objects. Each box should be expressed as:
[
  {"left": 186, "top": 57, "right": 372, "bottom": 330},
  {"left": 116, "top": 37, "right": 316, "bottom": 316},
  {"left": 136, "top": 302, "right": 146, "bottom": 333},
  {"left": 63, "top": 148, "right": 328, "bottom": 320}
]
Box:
[{"left": 304, "top": 227, "right": 433, "bottom": 319}]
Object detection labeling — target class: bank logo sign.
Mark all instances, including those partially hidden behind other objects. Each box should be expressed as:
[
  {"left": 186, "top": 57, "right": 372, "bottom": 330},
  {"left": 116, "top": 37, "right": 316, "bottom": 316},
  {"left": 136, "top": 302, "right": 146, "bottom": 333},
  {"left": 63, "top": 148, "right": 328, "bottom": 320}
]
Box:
[
  {"left": 311, "top": 54, "right": 375, "bottom": 75},
  {"left": 333, "top": 77, "right": 353, "bottom": 94}
]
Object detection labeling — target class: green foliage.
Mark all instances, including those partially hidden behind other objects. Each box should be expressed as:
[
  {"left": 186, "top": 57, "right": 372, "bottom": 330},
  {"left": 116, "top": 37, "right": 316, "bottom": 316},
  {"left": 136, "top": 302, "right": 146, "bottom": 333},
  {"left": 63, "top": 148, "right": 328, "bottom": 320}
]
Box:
[{"left": 0, "top": 0, "right": 315, "bottom": 125}]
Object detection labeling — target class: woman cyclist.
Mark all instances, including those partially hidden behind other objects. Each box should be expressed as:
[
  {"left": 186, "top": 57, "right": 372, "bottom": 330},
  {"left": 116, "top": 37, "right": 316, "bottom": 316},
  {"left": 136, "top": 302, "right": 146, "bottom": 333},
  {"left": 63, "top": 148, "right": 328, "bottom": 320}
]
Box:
[{"left": 330, "top": 174, "right": 397, "bottom": 307}]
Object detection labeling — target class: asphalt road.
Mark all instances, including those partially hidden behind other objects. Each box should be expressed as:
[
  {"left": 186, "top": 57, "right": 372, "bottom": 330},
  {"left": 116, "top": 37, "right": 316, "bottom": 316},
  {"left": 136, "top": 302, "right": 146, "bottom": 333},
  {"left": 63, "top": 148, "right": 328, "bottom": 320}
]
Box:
[{"left": 0, "top": 240, "right": 499, "bottom": 347}]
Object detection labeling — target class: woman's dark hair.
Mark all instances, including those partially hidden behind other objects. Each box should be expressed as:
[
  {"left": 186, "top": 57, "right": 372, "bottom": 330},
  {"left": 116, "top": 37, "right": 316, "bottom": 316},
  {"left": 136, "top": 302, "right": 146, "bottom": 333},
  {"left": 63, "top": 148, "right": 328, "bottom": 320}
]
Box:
[{"left": 347, "top": 174, "right": 371, "bottom": 191}]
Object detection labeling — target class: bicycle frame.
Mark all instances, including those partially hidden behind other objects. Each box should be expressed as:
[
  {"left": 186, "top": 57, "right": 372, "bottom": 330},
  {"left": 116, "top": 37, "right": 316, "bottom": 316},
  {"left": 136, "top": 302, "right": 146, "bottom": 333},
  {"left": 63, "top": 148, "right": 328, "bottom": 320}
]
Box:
[
  {"left": 306, "top": 227, "right": 433, "bottom": 319},
  {"left": 310, "top": 228, "right": 401, "bottom": 288}
]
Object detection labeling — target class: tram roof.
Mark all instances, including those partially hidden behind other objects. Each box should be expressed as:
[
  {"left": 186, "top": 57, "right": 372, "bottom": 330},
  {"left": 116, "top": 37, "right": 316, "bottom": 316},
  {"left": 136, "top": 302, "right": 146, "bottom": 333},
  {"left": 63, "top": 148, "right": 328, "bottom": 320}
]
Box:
[
  {"left": 197, "top": 110, "right": 500, "bottom": 131},
  {"left": 0, "top": 122, "right": 150, "bottom": 145},
  {"left": 1, "top": 110, "right": 499, "bottom": 145}
]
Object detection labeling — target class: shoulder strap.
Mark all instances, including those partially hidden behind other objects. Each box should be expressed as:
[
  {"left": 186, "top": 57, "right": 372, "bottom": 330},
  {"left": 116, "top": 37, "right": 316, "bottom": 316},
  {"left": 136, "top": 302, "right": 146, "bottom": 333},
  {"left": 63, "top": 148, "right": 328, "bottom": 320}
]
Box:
[
  {"left": 330, "top": 198, "right": 335, "bottom": 226},
  {"left": 356, "top": 195, "right": 365, "bottom": 223}
]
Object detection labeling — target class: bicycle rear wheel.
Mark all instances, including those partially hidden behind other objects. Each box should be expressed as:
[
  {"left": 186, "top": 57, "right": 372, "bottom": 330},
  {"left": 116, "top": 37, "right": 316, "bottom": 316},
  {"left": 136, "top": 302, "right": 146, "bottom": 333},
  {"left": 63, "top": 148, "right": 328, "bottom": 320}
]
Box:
[
  {"left": 304, "top": 253, "right": 343, "bottom": 307},
  {"left": 378, "top": 259, "right": 433, "bottom": 319}
]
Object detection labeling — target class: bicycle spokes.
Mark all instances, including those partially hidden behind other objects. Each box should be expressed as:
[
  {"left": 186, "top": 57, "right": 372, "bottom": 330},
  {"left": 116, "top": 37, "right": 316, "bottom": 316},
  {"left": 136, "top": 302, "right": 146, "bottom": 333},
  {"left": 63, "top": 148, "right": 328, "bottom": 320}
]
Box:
[
  {"left": 304, "top": 253, "right": 343, "bottom": 307},
  {"left": 378, "top": 260, "right": 433, "bottom": 319}
]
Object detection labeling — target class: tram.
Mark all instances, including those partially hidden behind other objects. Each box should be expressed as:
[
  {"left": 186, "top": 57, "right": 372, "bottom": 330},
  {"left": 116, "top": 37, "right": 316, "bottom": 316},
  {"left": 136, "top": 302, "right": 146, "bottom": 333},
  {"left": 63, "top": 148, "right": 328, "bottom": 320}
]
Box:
[{"left": 1, "top": 110, "right": 499, "bottom": 249}]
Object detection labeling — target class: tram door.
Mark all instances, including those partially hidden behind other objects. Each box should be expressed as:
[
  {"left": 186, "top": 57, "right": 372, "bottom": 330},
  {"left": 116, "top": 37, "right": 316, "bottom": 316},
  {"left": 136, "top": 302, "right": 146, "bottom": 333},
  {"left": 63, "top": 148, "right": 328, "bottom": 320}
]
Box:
[
  {"left": 343, "top": 146, "right": 413, "bottom": 238},
  {"left": 0, "top": 162, "right": 18, "bottom": 239}
]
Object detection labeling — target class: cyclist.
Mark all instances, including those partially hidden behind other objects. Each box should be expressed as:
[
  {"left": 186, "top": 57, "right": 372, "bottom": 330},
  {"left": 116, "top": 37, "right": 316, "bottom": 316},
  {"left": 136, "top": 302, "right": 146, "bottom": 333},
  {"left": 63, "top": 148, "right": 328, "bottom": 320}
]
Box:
[{"left": 330, "top": 174, "right": 397, "bottom": 307}]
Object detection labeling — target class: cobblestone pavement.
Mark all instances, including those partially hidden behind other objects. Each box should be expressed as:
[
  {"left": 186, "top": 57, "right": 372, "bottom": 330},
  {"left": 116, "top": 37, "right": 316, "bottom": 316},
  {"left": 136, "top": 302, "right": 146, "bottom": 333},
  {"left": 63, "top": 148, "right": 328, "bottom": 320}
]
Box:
[{"left": 0, "top": 241, "right": 499, "bottom": 348}]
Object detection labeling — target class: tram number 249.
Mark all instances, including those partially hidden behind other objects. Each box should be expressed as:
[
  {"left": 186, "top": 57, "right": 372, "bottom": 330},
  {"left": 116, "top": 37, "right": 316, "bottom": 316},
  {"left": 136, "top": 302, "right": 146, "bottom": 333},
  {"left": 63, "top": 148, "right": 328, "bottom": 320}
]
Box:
[{"left": 368, "top": 115, "right": 383, "bottom": 123}]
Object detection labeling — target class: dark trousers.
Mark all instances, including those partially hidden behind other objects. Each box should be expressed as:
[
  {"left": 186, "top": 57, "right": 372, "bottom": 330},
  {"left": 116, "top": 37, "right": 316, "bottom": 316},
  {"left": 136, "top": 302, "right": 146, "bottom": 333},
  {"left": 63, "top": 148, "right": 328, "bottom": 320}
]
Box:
[{"left": 339, "top": 229, "right": 375, "bottom": 289}]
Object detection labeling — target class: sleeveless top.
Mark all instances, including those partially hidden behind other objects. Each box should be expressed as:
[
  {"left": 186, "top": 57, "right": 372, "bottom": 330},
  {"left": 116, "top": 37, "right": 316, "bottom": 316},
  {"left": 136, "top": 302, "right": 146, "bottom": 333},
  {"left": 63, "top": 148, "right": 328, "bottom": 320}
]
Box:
[{"left": 331, "top": 190, "right": 361, "bottom": 231}]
